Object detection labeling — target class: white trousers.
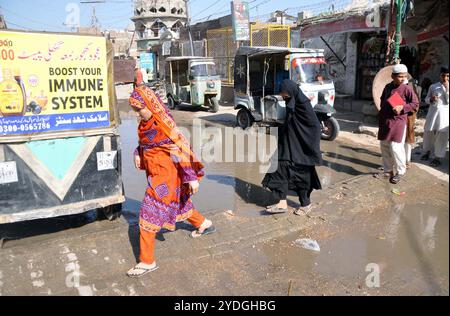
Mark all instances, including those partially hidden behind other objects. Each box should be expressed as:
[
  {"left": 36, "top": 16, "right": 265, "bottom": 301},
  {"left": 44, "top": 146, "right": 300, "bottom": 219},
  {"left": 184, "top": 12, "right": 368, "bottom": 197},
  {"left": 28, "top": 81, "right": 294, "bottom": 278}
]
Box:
[
  {"left": 423, "top": 129, "right": 449, "bottom": 159},
  {"left": 380, "top": 127, "right": 407, "bottom": 176},
  {"left": 405, "top": 143, "right": 412, "bottom": 163}
]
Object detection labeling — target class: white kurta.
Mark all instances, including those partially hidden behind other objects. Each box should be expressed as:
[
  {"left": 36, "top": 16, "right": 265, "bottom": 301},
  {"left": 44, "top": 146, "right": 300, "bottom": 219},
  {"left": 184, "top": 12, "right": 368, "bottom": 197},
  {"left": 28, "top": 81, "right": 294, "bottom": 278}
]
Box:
[{"left": 424, "top": 82, "right": 449, "bottom": 132}]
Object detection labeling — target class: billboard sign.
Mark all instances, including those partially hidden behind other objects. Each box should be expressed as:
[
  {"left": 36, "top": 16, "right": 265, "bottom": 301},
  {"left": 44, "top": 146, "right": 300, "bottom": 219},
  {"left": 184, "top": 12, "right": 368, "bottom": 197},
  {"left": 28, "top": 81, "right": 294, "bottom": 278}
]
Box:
[
  {"left": 0, "top": 30, "right": 111, "bottom": 136},
  {"left": 231, "top": 1, "right": 250, "bottom": 41}
]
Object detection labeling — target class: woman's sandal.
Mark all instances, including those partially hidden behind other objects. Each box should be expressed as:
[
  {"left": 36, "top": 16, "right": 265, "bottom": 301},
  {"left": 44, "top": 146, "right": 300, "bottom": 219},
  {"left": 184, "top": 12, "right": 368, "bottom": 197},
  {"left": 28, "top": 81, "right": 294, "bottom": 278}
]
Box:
[
  {"left": 127, "top": 263, "right": 159, "bottom": 278},
  {"left": 294, "top": 205, "right": 313, "bottom": 216},
  {"left": 190, "top": 225, "right": 217, "bottom": 238},
  {"left": 266, "top": 206, "right": 289, "bottom": 214}
]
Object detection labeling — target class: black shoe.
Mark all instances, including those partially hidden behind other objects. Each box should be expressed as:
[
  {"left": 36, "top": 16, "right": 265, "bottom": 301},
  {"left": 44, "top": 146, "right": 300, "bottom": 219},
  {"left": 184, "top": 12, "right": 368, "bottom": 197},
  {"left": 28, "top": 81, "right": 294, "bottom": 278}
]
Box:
[
  {"left": 421, "top": 153, "right": 430, "bottom": 161},
  {"left": 390, "top": 174, "right": 404, "bottom": 185},
  {"left": 430, "top": 159, "right": 442, "bottom": 167}
]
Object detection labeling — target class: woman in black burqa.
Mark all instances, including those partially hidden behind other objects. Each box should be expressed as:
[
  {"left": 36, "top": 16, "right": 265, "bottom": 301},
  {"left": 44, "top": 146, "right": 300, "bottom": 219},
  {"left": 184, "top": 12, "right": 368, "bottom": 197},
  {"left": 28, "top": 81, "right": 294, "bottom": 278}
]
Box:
[{"left": 262, "top": 79, "right": 323, "bottom": 215}]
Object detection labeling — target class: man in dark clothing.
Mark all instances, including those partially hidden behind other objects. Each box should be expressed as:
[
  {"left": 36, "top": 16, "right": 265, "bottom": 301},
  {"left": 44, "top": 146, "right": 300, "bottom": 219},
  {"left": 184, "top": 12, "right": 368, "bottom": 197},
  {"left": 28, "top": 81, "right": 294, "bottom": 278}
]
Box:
[
  {"left": 376, "top": 64, "right": 419, "bottom": 184},
  {"left": 262, "top": 80, "right": 322, "bottom": 216}
]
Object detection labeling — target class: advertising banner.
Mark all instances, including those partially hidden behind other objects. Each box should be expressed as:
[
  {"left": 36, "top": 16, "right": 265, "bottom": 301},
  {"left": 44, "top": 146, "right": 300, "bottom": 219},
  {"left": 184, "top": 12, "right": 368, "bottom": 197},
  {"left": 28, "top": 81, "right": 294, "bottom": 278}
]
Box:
[
  {"left": 139, "top": 52, "right": 154, "bottom": 71},
  {"left": 0, "top": 30, "right": 111, "bottom": 136},
  {"left": 231, "top": 1, "right": 250, "bottom": 41}
]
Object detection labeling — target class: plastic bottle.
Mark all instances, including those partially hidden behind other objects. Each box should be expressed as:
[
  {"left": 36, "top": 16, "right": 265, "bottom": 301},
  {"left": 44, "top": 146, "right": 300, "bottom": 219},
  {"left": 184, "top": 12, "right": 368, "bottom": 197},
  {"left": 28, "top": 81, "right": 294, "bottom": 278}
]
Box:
[{"left": 0, "top": 68, "right": 26, "bottom": 116}]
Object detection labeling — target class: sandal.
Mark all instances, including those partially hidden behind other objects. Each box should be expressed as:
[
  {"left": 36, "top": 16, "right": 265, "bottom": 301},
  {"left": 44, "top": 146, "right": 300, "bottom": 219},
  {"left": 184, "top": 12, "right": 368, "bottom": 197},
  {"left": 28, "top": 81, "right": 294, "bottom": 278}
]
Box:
[
  {"left": 294, "top": 205, "right": 313, "bottom": 216},
  {"left": 127, "top": 263, "right": 159, "bottom": 278},
  {"left": 266, "top": 207, "right": 288, "bottom": 214},
  {"left": 421, "top": 153, "right": 430, "bottom": 161},
  {"left": 190, "top": 221, "right": 217, "bottom": 238},
  {"left": 430, "top": 159, "right": 441, "bottom": 167},
  {"left": 390, "top": 174, "right": 404, "bottom": 185}
]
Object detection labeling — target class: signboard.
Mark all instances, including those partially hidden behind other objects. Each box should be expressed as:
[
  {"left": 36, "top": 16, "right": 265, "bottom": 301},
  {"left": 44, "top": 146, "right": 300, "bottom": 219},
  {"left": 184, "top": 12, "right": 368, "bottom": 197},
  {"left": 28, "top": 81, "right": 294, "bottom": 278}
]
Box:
[
  {"left": 139, "top": 53, "right": 154, "bottom": 71},
  {"left": 300, "top": 8, "right": 387, "bottom": 39},
  {"left": 97, "top": 151, "right": 118, "bottom": 171},
  {"left": 300, "top": 57, "right": 326, "bottom": 64},
  {"left": 0, "top": 161, "right": 18, "bottom": 184},
  {"left": 0, "top": 30, "right": 111, "bottom": 137},
  {"left": 231, "top": 1, "right": 250, "bottom": 41}
]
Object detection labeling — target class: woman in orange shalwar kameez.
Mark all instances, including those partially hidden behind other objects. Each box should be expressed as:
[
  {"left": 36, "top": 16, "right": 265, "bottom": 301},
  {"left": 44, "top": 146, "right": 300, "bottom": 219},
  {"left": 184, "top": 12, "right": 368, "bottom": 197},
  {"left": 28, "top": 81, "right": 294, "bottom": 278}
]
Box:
[{"left": 127, "top": 85, "right": 215, "bottom": 278}]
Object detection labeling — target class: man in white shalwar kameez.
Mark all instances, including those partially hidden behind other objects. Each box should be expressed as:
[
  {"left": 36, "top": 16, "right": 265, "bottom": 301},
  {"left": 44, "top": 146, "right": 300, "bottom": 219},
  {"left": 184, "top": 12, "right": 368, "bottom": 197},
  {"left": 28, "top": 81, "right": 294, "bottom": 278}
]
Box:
[{"left": 422, "top": 67, "right": 449, "bottom": 167}]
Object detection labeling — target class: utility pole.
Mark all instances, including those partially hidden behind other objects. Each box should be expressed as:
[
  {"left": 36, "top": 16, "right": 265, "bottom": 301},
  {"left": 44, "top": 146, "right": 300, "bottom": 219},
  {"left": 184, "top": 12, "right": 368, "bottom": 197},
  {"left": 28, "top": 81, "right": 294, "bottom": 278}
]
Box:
[
  {"left": 184, "top": 0, "right": 195, "bottom": 56},
  {"left": 394, "top": 0, "right": 403, "bottom": 63},
  {"left": 80, "top": 0, "right": 106, "bottom": 30}
]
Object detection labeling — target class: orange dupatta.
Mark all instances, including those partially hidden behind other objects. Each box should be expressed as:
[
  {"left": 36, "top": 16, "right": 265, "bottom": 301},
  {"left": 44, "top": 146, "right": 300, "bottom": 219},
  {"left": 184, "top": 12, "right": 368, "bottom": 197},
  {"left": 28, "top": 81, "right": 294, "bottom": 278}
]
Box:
[{"left": 129, "top": 85, "right": 204, "bottom": 179}]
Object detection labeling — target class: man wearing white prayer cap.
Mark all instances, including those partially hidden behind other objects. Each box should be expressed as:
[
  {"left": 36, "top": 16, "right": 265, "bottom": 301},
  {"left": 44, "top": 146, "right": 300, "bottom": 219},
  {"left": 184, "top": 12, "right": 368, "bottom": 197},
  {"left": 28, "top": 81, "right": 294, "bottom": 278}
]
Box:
[
  {"left": 374, "top": 64, "right": 420, "bottom": 184},
  {"left": 422, "top": 66, "right": 449, "bottom": 167}
]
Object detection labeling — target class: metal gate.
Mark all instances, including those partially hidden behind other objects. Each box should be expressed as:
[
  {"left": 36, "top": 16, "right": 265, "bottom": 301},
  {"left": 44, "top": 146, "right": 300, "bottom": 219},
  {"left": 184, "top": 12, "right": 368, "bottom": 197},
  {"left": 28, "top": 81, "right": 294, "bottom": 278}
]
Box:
[
  {"left": 206, "top": 27, "right": 237, "bottom": 85},
  {"left": 250, "top": 24, "right": 291, "bottom": 47}
]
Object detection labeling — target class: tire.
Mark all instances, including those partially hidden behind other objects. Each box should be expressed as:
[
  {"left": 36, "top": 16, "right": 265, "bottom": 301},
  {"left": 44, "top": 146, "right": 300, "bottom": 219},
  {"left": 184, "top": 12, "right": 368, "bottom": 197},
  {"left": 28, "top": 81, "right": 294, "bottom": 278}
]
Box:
[
  {"left": 236, "top": 108, "right": 254, "bottom": 129},
  {"left": 209, "top": 97, "right": 220, "bottom": 113},
  {"left": 321, "top": 117, "right": 340, "bottom": 141},
  {"left": 98, "top": 203, "right": 122, "bottom": 221},
  {"left": 167, "top": 96, "right": 176, "bottom": 110}
]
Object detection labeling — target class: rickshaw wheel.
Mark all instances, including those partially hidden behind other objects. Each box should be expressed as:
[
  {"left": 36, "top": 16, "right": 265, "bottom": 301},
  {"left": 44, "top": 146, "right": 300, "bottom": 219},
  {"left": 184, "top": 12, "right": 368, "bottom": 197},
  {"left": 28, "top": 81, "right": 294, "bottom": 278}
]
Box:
[
  {"left": 321, "top": 117, "right": 340, "bottom": 141},
  {"left": 167, "top": 96, "right": 176, "bottom": 110},
  {"left": 209, "top": 97, "right": 220, "bottom": 113},
  {"left": 237, "top": 109, "right": 254, "bottom": 129}
]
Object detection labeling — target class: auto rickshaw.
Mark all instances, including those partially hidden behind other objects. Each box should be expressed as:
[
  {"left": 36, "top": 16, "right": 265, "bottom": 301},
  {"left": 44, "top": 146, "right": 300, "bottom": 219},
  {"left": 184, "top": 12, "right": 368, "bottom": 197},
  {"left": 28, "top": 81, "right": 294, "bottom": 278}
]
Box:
[
  {"left": 234, "top": 46, "right": 340, "bottom": 141},
  {"left": 165, "top": 56, "right": 221, "bottom": 113}
]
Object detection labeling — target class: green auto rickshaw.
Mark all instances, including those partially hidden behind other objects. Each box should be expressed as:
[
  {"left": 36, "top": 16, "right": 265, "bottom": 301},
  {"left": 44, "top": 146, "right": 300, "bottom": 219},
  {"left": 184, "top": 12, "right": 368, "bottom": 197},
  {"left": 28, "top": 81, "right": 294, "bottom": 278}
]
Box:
[{"left": 165, "top": 57, "right": 221, "bottom": 113}]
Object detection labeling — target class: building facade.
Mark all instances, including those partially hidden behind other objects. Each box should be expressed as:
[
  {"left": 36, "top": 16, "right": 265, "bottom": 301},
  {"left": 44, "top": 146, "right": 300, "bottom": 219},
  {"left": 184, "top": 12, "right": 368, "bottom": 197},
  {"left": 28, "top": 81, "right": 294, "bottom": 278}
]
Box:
[
  {"left": 132, "top": 0, "right": 188, "bottom": 52},
  {"left": 106, "top": 26, "right": 138, "bottom": 59}
]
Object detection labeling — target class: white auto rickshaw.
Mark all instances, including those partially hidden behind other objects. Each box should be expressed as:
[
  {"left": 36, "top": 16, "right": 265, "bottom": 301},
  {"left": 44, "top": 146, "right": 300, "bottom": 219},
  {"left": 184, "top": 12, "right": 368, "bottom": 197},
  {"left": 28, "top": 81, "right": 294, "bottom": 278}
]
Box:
[{"left": 234, "top": 46, "right": 340, "bottom": 141}]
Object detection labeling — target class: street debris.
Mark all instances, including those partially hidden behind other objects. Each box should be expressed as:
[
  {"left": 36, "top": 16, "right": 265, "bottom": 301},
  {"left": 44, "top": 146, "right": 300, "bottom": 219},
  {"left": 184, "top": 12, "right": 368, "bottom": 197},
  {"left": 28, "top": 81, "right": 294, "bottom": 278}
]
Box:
[
  {"left": 392, "top": 189, "right": 406, "bottom": 197},
  {"left": 288, "top": 280, "right": 293, "bottom": 296},
  {"left": 333, "top": 192, "right": 347, "bottom": 200},
  {"left": 224, "top": 210, "right": 235, "bottom": 217},
  {"left": 294, "top": 238, "right": 321, "bottom": 252}
]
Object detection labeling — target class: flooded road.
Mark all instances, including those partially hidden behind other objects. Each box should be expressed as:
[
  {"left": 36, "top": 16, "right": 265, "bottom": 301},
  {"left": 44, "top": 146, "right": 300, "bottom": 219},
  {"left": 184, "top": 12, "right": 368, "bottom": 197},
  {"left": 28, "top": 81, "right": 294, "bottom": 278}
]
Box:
[{"left": 119, "top": 106, "right": 383, "bottom": 219}]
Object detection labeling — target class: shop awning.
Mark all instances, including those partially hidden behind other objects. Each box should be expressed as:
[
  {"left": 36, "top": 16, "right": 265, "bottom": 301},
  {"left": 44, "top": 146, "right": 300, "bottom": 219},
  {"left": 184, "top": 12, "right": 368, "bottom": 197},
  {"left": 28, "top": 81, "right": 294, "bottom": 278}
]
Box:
[
  {"left": 401, "top": 24, "right": 449, "bottom": 46},
  {"left": 299, "top": 8, "right": 387, "bottom": 40}
]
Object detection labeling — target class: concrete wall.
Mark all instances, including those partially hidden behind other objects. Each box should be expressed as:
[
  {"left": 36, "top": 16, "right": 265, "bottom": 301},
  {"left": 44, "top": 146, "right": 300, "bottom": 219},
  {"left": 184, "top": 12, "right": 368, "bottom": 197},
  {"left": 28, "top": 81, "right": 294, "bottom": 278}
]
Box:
[
  {"left": 303, "top": 33, "right": 357, "bottom": 95},
  {"left": 345, "top": 33, "right": 358, "bottom": 96}
]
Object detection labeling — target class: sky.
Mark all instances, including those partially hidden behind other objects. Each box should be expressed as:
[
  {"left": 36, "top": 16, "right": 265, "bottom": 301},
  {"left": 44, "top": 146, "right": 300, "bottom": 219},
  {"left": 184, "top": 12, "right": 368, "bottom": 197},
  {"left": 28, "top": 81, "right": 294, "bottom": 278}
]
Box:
[{"left": 0, "top": 0, "right": 351, "bottom": 32}]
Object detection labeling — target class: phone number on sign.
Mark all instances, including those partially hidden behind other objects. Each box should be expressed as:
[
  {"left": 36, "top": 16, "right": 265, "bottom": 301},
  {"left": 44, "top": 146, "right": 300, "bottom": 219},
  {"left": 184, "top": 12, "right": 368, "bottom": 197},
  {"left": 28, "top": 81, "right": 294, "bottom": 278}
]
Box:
[{"left": 0, "top": 123, "right": 52, "bottom": 133}]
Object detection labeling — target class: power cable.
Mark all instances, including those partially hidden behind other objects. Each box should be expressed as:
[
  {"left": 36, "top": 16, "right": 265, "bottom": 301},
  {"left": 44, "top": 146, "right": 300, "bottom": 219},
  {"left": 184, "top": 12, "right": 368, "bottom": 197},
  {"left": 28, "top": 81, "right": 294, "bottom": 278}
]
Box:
[{"left": 191, "top": 0, "right": 225, "bottom": 18}]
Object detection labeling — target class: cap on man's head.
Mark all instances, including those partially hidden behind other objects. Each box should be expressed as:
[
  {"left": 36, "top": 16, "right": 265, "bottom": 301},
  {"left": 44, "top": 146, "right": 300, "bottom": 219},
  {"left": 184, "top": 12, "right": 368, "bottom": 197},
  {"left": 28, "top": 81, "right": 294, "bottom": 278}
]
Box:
[
  {"left": 392, "top": 64, "right": 408, "bottom": 74},
  {"left": 441, "top": 66, "right": 449, "bottom": 74}
]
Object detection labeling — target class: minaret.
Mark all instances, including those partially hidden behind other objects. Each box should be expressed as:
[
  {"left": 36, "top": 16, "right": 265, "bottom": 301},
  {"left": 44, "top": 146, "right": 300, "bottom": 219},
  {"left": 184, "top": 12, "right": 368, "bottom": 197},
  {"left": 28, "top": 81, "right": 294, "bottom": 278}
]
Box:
[{"left": 132, "top": 0, "right": 188, "bottom": 52}]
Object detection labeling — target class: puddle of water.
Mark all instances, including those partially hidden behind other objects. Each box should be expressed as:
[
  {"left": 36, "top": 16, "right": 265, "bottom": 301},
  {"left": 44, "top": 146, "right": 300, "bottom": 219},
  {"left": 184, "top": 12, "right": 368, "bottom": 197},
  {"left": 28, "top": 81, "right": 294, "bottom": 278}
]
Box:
[{"left": 260, "top": 201, "right": 449, "bottom": 295}]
